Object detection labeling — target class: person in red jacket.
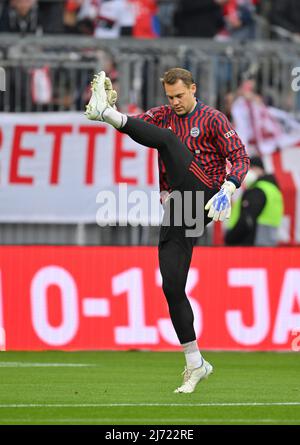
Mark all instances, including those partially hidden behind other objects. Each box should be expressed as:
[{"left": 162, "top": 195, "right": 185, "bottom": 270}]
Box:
[
  {"left": 130, "top": 0, "right": 159, "bottom": 38},
  {"left": 222, "top": 0, "right": 256, "bottom": 39}
]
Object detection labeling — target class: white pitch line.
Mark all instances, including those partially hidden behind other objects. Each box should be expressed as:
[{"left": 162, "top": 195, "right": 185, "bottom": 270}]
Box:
[
  {"left": 0, "top": 362, "right": 94, "bottom": 368},
  {"left": 0, "top": 419, "right": 298, "bottom": 424},
  {"left": 0, "top": 402, "right": 300, "bottom": 408}
]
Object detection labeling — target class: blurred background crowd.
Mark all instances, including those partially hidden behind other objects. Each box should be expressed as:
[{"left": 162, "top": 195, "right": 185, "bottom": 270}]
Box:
[
  {"left": 0, "top": 0, "right": 299, "bottom": 41},
  {"left": 1, "top": 1, "right": 300, "bottom": 115}
]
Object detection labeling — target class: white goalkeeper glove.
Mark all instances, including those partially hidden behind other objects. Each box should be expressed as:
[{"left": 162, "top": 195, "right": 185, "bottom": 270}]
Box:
[
  {"left": 104, "top": 76, "right": 118, "bottom": 109},
  {"left": 204, "top": 180, "right": 236, "bottom": 222}
]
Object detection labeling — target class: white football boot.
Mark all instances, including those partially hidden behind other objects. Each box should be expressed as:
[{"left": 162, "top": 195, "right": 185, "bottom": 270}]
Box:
[
  {"left": 174, "top": 360, "right": 213, "bottom": 394},
  {"left": 85, "top": 71, "right": 109, "bottom": 121}
]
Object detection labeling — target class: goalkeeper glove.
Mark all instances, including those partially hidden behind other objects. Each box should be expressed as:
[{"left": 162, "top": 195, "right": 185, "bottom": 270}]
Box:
[
  {"left": 204, "top": 180, "right": 236, "bottom": 222},
  {"left": 104, "top": 77, "right": 118, "bottom": 108}
]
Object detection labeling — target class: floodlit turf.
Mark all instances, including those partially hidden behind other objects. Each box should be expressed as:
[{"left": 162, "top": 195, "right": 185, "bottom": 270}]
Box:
[{"left": 0, "top": 351, "right": 299, "bottom": 425}]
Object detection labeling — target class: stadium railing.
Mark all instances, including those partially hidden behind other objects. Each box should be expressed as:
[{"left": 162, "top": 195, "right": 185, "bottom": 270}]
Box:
[{"left": 1, "top": 34, "right": 300, "bottom": 112}]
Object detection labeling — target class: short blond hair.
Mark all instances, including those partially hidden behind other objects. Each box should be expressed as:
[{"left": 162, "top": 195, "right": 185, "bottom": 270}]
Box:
[{"left": 160, "top": 68, "right": 195, "bottom": 87}]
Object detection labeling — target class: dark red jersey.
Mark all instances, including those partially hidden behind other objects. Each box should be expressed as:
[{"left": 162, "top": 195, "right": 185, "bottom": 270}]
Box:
[{"left": 136, "top": 100, "right": 250, "bottom": 193}]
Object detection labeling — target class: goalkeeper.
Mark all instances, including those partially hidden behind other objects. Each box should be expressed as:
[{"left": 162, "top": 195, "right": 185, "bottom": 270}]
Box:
[{"left": 85, "top": 69, "right": 249, "bottom": 393}]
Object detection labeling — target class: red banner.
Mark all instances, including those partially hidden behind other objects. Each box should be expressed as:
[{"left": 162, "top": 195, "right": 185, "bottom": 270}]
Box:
[{"left": 0, "top": 246, "right": 300, "bottom": 351}]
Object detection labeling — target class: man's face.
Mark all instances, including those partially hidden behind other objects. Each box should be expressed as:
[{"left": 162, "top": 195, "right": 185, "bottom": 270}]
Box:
[
  {"left": 244, "top": 166, "right": 263, "bottom": 187},
  {"left": 11, "top": 0, "right": 36, "bottom": 16},
  {"left": 164, "top": 79, "right": 197, "bottom": 116}
]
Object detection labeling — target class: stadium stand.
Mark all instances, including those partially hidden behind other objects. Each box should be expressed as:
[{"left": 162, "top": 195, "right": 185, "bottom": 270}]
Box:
[{"left": 0, "top": 0, "right": 299, "bottom": 246}]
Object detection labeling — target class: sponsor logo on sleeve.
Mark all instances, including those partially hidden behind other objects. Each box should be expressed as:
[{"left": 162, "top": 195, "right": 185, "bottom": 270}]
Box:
[
  {"left": 224, "top": 130, "right": 236, "bottom": 139},
  {"left": 146, "top": 111, "right": 154, "bottom": 118}
]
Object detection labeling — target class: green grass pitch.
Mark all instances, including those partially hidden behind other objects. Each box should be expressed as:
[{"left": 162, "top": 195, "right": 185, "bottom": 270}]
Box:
[{"left": 0, "top": 351, "right": 299, "bottom": 425}]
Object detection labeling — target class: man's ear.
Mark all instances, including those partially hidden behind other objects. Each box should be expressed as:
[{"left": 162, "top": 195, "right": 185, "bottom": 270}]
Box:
[{"left": 191, "top": 83, "right": 197, "bottom": 95}]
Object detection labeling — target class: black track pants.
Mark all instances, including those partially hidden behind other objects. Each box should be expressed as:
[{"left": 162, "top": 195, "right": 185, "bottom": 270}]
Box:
[
  {"left": 121, "top": 116, "right": 193, "bottom": 188},
  {"left": 120, "top": 116, "right": 218, "bottom": 343}
]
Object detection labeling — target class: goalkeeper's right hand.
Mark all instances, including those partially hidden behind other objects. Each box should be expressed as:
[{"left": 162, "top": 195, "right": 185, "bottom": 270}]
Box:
[{"left": 104, "top": 77, "right": 118, "bottom": 108}]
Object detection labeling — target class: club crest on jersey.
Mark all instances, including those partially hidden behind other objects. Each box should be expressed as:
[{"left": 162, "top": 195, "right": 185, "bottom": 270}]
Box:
[
  {"left": 190, "top": 127, "right": 200, "bottom": 137},
  {"left": 224, "top": 130, "right": 236, "bottom": 139}
]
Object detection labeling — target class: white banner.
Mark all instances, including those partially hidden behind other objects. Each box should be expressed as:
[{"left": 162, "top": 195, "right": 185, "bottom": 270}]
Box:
[
  {"left": 231, "top": 98, "right": 300, "bottom": 155},
  {"left": 0, "top": 112, "right": 300, "bottom": 244},
  {"left": 0, "top": 113, "right": 160, "bottom": 224}
]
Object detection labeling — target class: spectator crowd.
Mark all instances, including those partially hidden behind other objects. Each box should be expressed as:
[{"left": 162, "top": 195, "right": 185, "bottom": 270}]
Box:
[{"left": 0, "top": 0, "right": 299, "bottom": 41}]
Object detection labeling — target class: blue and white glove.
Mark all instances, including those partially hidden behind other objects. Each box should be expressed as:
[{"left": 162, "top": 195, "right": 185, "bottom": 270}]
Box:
[{"left": 205, "top": 180, "right": 236, "bottom": 222}]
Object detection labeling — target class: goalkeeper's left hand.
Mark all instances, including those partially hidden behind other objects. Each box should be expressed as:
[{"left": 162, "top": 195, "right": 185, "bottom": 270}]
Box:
[
  {"left": 204, "top": 180, "right": 236, "bottom": 222},
  {"left": 104, "top": 77, "right": 118, "bottom": 108}
]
